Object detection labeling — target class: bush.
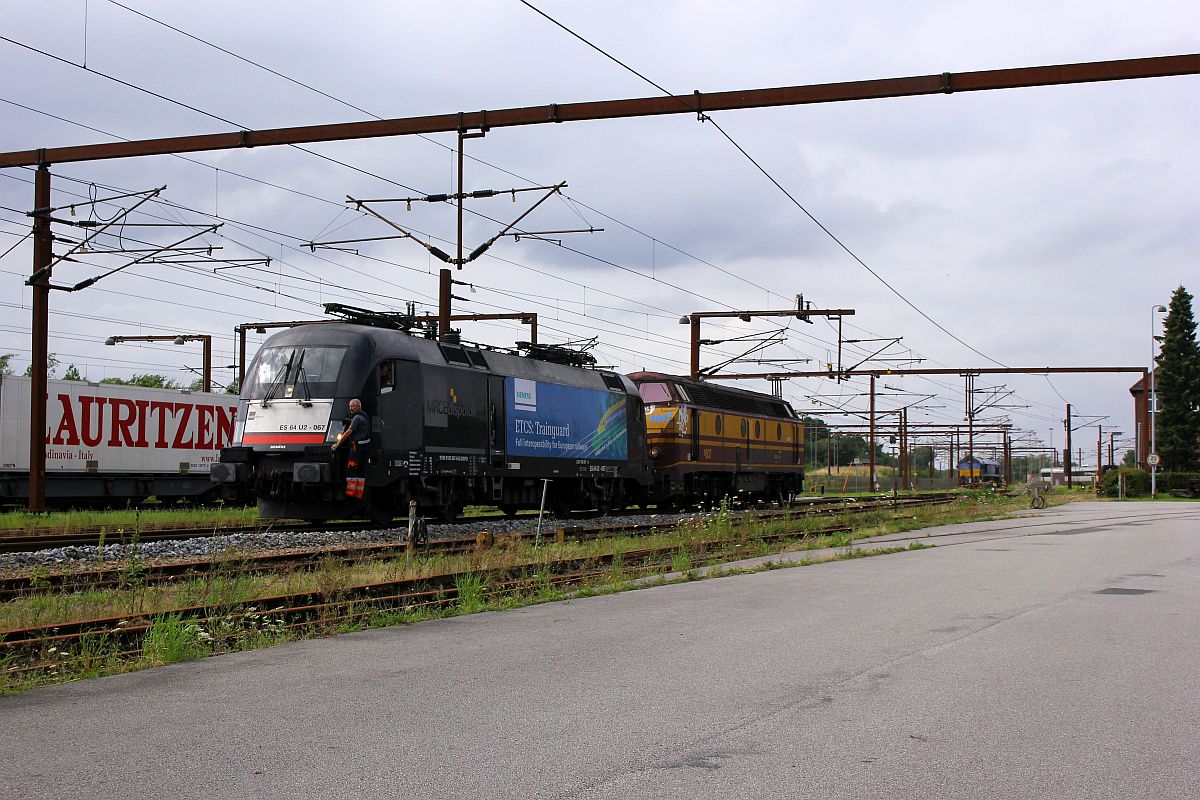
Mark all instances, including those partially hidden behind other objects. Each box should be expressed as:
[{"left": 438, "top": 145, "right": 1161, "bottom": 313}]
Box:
[
  {"left": 1100, "top": 467, "right": 1148, "bottom": 497},
  {"left": 1158, "top": 472, "right": 1200, "bottom": 494}
]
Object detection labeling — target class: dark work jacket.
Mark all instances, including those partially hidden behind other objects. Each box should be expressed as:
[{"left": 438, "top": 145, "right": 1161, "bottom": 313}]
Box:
[{"left": 346, "top": 411, "right": 370, "bottom": 445}]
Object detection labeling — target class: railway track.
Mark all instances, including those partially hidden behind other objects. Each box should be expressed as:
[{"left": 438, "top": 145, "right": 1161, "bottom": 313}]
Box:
[
  {"left": 0, "top": 491, "right": 956, "bottom": 554},
  {"left": 0, "top": 521, "right": 705, "bottom": 600},
  {"left": 0, "top": 493, "right": 955, "bottom": 598},
  {"left": 0, "top": 523, "right": 857, "bottom": 669},
  {"left": 0, "top": 512, "right": 564, "bottom": 554}
]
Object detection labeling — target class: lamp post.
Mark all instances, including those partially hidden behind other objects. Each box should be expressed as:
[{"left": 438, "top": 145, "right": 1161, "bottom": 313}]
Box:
[
  {"left": 1149, "top": 304, "right": 1167, "bottom": 497},
  {"left": 105, "top": 334, "right": 213, "bottom": 392}
]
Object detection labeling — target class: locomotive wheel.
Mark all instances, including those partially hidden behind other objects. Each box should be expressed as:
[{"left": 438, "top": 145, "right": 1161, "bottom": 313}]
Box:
[
  {"left": 498, "top": 504, "right": 521, "bottom": 518},
  {"left": 549, "top": 494, "right": 573, "bottom": 518},
  {"left": 370, "top": 498, "right": 395, "bottom": 525},
  {"left": 440, "top": 502, "right": 463, "bottom": 524}
]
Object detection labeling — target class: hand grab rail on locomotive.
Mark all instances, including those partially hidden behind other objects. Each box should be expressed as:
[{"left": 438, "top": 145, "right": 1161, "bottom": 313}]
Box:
[{"left": 210, "top": 314, "right": 805, "bottom": 523}]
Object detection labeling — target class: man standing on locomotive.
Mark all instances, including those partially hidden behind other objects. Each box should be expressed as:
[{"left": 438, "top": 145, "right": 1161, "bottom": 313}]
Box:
[{"left": 332, "top": 398, "right": 370, "bottom": 500}]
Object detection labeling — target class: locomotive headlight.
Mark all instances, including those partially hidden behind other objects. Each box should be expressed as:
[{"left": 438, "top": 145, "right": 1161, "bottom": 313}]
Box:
[{"left": 650, "top": 447, "right": 659, "bottom": 458}]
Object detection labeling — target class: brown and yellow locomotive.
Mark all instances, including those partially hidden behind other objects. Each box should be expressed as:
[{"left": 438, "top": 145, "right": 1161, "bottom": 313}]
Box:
[{"left": 628, "top": 372, "right": 803, "bottom": 505}]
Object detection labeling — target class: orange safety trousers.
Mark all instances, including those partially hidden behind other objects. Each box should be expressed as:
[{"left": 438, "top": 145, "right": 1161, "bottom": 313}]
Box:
[{"left": 344, "top": 445, "right": 366, "bottom": 499}]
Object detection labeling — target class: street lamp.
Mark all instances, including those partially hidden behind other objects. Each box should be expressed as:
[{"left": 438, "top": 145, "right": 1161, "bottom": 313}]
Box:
[
  {"left": 1149, "top": 304, "right": 1167, "bottom": 497},
  {"left": 105, "top": 334, "right": 213, "bottom": 392}
]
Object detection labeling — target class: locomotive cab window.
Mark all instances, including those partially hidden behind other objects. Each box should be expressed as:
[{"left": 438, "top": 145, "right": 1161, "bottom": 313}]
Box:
[
  {"left": 637, "top": 382, "right": 671, "bottom": 403},
  {"left": 601, "top": 372, "right": 626, "bottom": 392},
  {"left": 379, "top": 361, "right": 396, "bottom": 394},
  {"left": 244, "top": 345, "right": 348, "bottom": 400},
  {"left": 754, "top": 420, "right": 761, "bottom": 439}
]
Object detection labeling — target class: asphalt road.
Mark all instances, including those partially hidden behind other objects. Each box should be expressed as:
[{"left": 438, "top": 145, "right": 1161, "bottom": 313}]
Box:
[{"left": 2, "top": 501, "right": 1197, "bottom": 799}]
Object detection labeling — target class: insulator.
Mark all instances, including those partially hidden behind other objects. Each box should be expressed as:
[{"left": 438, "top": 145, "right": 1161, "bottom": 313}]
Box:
[
  {"left": 470, "top": 190, "right": 497, "bottom": 199},
  {"left": 425, "top": 194, "right": 449, "bottom": 203},
  {"left": 427, "top": 246, "right": 452, "bottom": 263}
]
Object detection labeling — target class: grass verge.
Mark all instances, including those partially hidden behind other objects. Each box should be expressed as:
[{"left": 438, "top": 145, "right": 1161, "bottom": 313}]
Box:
[{"left": 0, "top": 505, "right": 266, "bottom": 535}]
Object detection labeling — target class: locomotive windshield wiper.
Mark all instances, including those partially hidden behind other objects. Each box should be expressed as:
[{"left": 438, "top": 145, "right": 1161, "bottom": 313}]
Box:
[
  {"left": 261, "top": 348, "right": 297, "bottom": 407},
  {"left": 293, "top": 350, "right": 314, "bottom": 407}
]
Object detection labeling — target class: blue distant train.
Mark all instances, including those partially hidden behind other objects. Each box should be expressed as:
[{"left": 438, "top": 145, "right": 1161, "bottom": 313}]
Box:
[{"left": 956, "top": 456, "right": 1003, "bottom": 486}]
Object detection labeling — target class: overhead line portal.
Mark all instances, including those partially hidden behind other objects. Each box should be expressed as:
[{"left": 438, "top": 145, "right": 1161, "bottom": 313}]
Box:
[{"left": 0, "top": 54, "right": 1197, "bottom": 167}]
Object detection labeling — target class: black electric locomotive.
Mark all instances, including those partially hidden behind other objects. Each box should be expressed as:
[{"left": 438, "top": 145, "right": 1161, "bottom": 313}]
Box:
[{"left": 212, "top": 311, "right": 650, "bottom": 522}]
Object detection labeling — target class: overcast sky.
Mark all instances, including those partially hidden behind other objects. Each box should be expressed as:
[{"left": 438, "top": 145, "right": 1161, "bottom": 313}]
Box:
[{"left": 2, "top": 0, "right": 1197, "bottom": 465}]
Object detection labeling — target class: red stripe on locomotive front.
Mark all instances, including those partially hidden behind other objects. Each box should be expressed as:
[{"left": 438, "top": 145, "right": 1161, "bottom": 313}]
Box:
[{"left": 241, "top": 433, "right": 327, "bottom": 444}]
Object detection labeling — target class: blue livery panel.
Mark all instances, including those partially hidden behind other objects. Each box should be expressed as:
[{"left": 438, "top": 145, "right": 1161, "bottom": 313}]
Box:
[{"left": 506, "top": 378, "right": 628, "bottom": 460}]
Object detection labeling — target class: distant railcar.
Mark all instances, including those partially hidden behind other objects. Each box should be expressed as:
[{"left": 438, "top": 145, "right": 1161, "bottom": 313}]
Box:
[
  {"left": 628, "top": 372, "right": 804, "bottom": 504},
  {"left": 1037, "top": 466, "right": 1097, "bottom": 487},
  {"left": 957, "top": 456, "right": 1003, "bottom": 486}
]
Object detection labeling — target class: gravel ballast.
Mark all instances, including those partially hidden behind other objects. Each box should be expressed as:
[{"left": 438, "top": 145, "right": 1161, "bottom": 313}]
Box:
[{"left": 0, "top": 510, "right": 711, "bottom": 571}]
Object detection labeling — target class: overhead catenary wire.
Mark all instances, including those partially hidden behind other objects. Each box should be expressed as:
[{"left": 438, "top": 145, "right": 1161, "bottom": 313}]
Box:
[
  {"left": 0, "top": 183, "right": 1073, "bottom": 435},
  {"left": 1, "top": 12, "right": 817, "bottom": 337},
  {"left": 0, "top": 49, "right": 847, "bottom": 388},
  {"left": 515, "top": 0, "right": 1009, "bottom": 370},
  {"left": 0, "top": 17, "right": 1099, "bottom": 443},
  {"left": 2, "top": 167, "right": 755, "bottom": 368}
]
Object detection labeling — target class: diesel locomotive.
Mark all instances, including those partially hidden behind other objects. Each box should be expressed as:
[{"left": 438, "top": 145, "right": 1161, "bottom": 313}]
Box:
[
  {"left": 628, "top": 372, "right": 804, "bottom": 505},
  {"left": 212, "top": 309, "right": 803, "bottom": 521}
]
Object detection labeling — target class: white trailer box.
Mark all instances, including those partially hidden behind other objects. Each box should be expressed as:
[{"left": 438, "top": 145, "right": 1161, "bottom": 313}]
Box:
[{"left": 0, "top": 375, "right": 239, "bottom": 504}]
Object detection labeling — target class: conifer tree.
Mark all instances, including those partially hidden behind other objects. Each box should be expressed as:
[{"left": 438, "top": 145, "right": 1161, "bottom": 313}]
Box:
[{"left": 1155, "top": 286, "right": 1200, "bottom": 471}]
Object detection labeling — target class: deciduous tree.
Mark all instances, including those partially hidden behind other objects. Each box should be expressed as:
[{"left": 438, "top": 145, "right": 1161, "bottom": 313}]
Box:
[
  {"left": 22, "top": 353, "right": 58, "bottom": 379},
  {"left": 99, "top": 374, "right": 180, "bottom": 389}
]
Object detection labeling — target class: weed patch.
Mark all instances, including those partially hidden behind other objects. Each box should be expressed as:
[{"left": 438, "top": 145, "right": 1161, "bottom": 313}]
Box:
[{"left": 141, "top": 614, "right": 212, "bottom": 665}]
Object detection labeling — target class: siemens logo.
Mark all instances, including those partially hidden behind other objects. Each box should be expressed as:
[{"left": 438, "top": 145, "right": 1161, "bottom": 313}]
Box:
[{"left": 513, "top": 378, "right": 537, "bottom": 412}]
